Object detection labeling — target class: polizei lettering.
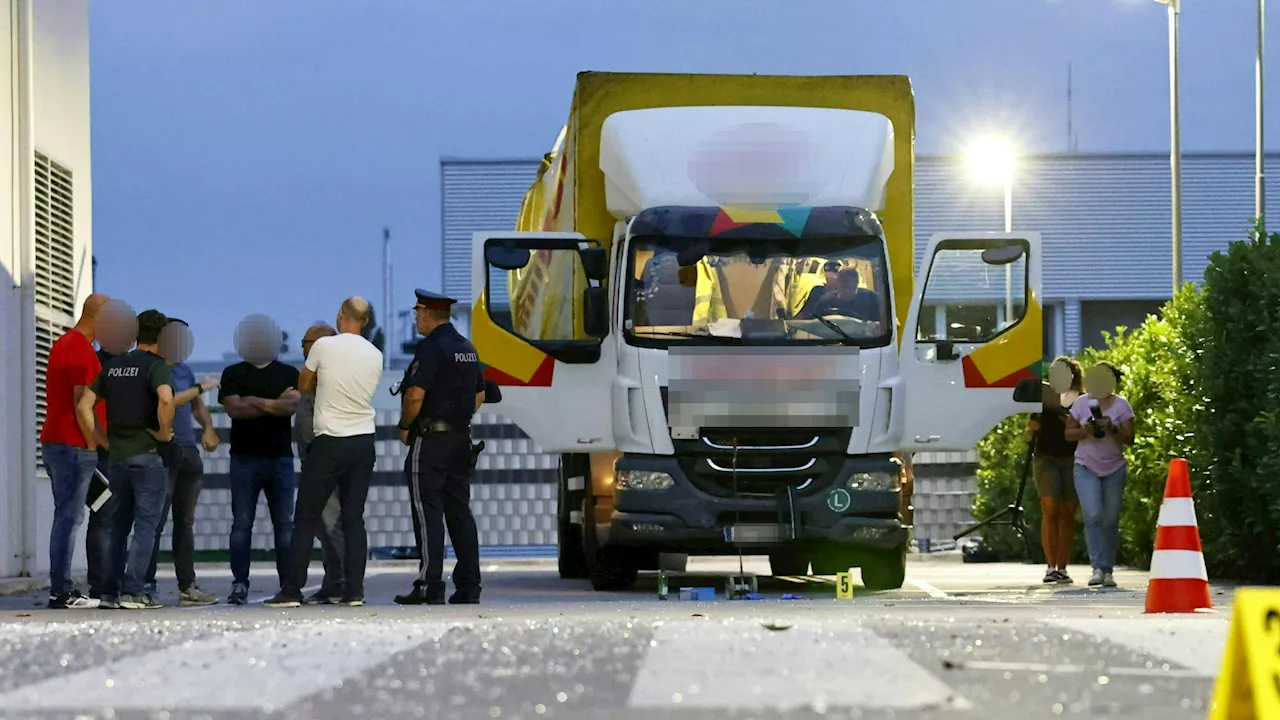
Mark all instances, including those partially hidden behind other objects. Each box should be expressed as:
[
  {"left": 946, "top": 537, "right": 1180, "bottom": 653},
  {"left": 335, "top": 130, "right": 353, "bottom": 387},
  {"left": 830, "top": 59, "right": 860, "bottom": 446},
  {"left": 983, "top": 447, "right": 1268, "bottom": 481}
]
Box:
[
  {"left": 106, "top": 366, "right": 140, "bottom": 377},
  {"left": 454, "top": 352, "right": 478, "bottom": 363}
]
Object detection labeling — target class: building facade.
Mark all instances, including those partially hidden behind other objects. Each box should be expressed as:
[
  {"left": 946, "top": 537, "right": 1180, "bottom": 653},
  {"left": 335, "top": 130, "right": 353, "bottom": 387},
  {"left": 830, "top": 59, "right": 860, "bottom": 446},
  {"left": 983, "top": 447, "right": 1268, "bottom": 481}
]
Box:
[{"left": 1, "top": 0, "right": 93, "bottom": 578}]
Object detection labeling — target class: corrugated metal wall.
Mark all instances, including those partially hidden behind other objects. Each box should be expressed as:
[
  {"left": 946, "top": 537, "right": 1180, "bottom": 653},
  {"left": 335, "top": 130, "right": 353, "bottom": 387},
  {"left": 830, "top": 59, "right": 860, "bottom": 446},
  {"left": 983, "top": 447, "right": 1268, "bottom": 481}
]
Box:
[{"left": 440, "top": 159, "right": 542, "bottom": 304}]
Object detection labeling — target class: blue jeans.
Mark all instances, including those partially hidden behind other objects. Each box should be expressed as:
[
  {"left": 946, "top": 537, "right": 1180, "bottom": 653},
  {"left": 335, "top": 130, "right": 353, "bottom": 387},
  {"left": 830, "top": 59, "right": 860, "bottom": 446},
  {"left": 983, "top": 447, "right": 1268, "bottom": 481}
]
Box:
[
  {"left": 1073, "top": 463, "right": 1127, "bottom": 573},
  {"left": 42, "top": 443, "right": 98, "bottom": 595},
  {"left": 87, "top": 449, "right": 116, "bottom": 598},
  {"left": 107, "top": 453, "right": 170, "bottom": 597},
  {"left": 229, "top": 456, "right": 296, "bottom": 588}
]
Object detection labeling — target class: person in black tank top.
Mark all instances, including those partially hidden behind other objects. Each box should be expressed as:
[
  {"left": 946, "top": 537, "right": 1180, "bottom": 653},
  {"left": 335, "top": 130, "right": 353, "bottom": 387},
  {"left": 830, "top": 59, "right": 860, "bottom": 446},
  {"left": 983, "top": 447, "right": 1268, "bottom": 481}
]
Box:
[{"left": 1029, "top": 357, "right": 1083, "bottom": 585}]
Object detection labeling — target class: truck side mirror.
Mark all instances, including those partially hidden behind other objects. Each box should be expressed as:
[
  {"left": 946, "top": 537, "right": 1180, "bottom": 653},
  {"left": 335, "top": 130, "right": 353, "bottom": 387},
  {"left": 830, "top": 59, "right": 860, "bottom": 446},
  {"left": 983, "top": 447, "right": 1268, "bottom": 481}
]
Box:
[
  {"left": 486, "top": 244, "right": 532, "bottom": 271},
  {"left": 579, "top": 247, "right": 608, "bottom": 281},
  {"left": 583, "top": 286, "right": 608, "bottom": 338},
  {"left": 1013, "top": 376, "right": 1042, "bottom": 403}
]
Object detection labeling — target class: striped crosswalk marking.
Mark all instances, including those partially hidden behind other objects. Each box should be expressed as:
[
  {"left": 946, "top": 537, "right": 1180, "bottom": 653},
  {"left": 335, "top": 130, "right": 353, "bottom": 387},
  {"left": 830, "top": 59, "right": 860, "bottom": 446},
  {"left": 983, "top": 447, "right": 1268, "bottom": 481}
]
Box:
[
  {"left": 0, "top": 621, "right": 450, "bottom": 712},
  {"left": 1048, "top": 617, "right": 1228, "bottom": 676},
  {"left": 627, "top": 619, "right": 962, "bottom": 711}
]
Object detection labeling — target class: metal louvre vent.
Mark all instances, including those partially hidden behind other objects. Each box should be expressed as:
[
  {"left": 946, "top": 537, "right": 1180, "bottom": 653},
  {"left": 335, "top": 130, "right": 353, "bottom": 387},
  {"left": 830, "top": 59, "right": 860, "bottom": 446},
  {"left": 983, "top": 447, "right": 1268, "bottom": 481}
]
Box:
[{"left": 33, "top": 151, "right": 77, "bottom": 472}]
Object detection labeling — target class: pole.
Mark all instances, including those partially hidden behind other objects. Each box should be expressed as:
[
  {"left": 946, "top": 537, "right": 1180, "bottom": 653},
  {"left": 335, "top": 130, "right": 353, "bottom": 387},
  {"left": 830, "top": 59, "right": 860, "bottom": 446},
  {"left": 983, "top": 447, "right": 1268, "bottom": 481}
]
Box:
[
  {"left": 382, "top": 226, "right": 392, "bottom": 371},
  {"left": 1004, "top": 176, "right": 1014, "bottom": 320},
  {"left": 1167, "top": 0, "right": 1184, "bottom": 292},
  {"left": 1258, "top": 0, "right": 1267, "bottom": 233}
]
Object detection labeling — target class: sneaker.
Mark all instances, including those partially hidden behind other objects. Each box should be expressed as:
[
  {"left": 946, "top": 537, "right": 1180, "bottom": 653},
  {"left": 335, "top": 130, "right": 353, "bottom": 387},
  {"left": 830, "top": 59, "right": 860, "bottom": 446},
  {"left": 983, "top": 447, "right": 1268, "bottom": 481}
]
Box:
[
  {"left": 119, "top": 593, "right": 162, "bottom": 610},
  {"left": 228, "top": 586, "right": 249, "bottom": 606},
  {"left": 263, "top": 592, "right": 302, "bottom": 608},
  {"left": 338, "top": 596, "right": 365, "bottom": 607},
  {"left": 48, "top": 589, "right": 100, "bottom": 610},
  {"left": 1056, "top": 570, "right": 1074, "bottom": 585},
  {"left": 304, "top": 588, "right": 341, "bottom": 606},
  {"left": 1088, "top": 569, "right": 1105, "bottom": 587},
  {"left": 1102, "top": 572, "right": 1117, "bottom": 588},
  {"left": 1042, "top": 568, "right": 1059, "bottom": 583},
  {"left": 179, "top": 587, "right": 218, "bottom": 606}
]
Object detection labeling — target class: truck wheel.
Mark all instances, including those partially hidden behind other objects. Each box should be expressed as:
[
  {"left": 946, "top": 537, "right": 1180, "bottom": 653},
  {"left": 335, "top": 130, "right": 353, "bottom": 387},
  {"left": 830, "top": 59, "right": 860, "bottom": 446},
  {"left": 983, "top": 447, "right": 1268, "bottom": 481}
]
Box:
[
  {"left": 810, "top": 543, "right": 859, "bottom": 576},
  {"left": 557, "top": 455, "right": 588, "bottom": 580},
  {"left": 581, "top": 492, "right": 639, "bottom": 591},
  {"left": 768, "top": 549, "right": 810, "bottom": 576},
  {"left": 589, "top": 546, "right": 640, "bottom": 591},
  {"left": 860, "top": 545, "right": 908, "bottom": 591}
]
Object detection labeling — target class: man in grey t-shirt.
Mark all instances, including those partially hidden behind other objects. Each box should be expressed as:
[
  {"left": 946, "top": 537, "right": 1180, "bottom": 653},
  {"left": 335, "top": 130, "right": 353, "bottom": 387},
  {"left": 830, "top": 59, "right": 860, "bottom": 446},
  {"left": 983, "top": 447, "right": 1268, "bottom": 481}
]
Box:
[{"left": 295, "top": 323, "right": 346, "bottom": 604}]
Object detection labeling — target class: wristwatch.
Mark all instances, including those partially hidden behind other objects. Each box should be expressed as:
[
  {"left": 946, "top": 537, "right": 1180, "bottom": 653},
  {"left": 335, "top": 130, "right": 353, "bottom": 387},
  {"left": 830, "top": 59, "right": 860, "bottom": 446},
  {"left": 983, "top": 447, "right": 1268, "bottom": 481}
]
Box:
[{"left": 397, "top": 421, "right": 411, "bottom": 431}]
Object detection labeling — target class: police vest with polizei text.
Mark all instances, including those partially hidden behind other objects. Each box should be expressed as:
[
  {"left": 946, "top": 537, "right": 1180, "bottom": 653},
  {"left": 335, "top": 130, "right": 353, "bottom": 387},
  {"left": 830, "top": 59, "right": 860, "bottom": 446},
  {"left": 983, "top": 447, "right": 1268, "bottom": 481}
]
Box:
[{"left": 103, "top": 351, "right": 162, "bottom": 432}]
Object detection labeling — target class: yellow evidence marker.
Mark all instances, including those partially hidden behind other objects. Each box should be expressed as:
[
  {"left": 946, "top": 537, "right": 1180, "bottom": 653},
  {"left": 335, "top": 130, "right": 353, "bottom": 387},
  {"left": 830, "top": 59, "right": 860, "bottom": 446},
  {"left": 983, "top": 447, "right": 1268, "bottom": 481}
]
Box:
[
  {"left": 835, "top": 572, "right": 854, "bottom": 600},
  {"left": 1206, "top": 588, "right": 1280, "bottom": 720}
]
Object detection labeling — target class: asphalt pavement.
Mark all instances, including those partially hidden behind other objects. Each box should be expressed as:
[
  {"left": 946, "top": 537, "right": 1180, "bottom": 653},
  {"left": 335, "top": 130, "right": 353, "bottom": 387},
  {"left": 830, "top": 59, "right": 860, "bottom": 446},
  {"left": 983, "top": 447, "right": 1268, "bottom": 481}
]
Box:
[{"left": 0, "top": 554, "right": 1233, "bottom": 719}]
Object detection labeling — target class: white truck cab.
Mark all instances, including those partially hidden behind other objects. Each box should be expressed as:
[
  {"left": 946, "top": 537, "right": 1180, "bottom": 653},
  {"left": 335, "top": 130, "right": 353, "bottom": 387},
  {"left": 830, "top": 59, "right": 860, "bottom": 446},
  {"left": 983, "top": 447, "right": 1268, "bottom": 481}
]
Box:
[{"left": 472, "top": 105, "right": 1043, "bottom": 591}]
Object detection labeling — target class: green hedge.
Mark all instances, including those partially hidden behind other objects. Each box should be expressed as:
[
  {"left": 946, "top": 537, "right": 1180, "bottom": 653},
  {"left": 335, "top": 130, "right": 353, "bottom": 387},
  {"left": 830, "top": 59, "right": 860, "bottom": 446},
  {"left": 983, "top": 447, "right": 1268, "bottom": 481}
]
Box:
[{"left": 972, "top": 225, "right": 1280, "bottom": 582}]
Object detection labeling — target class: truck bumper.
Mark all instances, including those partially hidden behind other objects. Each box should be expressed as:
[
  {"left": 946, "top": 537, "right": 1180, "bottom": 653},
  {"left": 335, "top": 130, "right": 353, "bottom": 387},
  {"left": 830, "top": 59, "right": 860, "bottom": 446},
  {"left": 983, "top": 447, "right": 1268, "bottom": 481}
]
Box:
[{"left": 607, "top": 454, "right": 908, "bottom": 553}]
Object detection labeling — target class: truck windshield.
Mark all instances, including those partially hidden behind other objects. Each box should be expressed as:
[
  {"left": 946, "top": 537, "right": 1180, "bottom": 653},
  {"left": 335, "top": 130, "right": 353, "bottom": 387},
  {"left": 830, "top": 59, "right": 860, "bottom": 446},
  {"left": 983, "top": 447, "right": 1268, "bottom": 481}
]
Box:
[{"left": 624, "top": 235, "right": 892, "bottom": 348}]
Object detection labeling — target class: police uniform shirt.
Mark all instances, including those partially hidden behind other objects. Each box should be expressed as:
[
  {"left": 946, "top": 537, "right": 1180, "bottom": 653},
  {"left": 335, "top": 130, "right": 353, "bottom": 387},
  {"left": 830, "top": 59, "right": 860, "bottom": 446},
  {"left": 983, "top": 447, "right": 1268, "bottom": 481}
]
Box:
[
  {"left": 89, "top": 349, "right": 173, "bottom": 462},
  {"left": 406, "top": 323, "right": 485, "bottom": 430}
]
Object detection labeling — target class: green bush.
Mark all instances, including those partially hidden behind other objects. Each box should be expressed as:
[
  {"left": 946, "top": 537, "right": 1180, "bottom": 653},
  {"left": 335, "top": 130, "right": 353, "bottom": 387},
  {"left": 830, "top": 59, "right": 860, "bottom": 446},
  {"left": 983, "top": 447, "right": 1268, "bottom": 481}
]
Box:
[
  {"left": 973, "top": 224, "right": 1280, "bottom": 584},
  {"left": 1194, "top": 228, "right": 1280, "bottom": 584}
]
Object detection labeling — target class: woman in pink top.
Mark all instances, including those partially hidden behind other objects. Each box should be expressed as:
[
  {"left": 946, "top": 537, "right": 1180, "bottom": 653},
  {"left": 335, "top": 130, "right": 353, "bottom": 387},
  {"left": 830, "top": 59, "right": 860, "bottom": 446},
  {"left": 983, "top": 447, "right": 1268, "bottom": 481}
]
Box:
[{"left": 1064, "top": 361, "right": 1135, "bottom": 588}]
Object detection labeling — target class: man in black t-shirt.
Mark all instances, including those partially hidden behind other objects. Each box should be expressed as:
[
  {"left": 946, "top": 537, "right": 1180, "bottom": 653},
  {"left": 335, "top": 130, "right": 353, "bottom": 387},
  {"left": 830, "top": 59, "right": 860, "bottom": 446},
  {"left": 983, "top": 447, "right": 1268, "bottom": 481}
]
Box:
[{"left": 218, "top": 314, "right": 301, "bottom": 605}]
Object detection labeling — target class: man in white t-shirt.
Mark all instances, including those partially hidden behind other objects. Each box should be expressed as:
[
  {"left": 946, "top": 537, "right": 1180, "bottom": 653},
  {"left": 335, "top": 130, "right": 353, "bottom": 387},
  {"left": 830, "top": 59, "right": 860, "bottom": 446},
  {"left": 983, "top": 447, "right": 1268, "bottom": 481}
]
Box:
[{"left": 266, "top": 297, "right": 383, "bottom": 607}]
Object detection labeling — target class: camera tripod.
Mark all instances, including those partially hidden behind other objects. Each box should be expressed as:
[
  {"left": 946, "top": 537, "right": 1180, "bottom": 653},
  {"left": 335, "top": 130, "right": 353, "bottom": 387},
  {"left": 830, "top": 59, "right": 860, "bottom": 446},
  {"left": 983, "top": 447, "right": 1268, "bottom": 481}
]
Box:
[{"left": 953, "top": 430, "right": 1039, "bottom": 563}]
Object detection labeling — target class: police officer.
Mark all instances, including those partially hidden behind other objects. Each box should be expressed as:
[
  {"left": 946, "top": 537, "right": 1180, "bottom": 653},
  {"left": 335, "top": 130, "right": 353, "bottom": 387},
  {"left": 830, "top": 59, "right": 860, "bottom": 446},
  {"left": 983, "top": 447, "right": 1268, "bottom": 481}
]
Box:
[
  {"left": 392, "top": 290, "right": 487, "bottom": 605},
  {"left": 75, "top": 309, "right": 176, "bottom": 610}
]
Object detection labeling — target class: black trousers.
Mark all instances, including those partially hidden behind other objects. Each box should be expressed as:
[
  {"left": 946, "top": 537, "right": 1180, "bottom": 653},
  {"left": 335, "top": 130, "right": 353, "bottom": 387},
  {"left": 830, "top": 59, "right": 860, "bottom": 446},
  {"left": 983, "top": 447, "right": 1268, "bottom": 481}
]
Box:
[
  {"left": 87, "top": 449, "right": 113, "bottom": 597},
  {"left": 282, "top": 434, "right": 375, "bottom": 598},
  {"left": 147, "top": 444, "right": 204, "bottom": 590},
  {"left": 407, "top": 432, "right": 481, "bottom": 591}
]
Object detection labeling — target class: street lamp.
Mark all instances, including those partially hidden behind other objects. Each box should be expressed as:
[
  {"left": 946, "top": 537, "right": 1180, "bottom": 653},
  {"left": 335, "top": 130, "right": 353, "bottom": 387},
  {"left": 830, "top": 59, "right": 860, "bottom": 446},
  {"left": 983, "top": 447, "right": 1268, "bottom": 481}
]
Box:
[
  {"left": 1154, "top": 0, "right": 1183, "bottom": 291},
  {"left": 1257, "top": 0, "right": 1267, "bottom": 233},
  {"left": 964, "top": 134, "right": 1017, "bottom": 321}
]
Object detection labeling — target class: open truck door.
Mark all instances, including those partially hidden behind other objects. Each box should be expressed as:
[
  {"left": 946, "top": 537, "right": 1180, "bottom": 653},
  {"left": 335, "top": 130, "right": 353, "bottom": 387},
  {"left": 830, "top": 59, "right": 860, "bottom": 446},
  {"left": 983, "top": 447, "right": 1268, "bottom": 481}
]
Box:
[
  {"left": 897, "top": 232, "right": 1043, "bottom": 451},
  {"left": 470, "top": 231, "right": 618, "bottom": 454}
]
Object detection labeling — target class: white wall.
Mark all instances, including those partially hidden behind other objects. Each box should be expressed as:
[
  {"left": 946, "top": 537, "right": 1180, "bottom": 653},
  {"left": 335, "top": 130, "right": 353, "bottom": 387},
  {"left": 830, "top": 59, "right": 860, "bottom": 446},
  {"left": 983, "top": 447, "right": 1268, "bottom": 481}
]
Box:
[
  {"left": 0, "top": 0, "right": 91, "bottom": 579},
  {"left": 0, "top": 0, "right": 24, "bottom": 578}
]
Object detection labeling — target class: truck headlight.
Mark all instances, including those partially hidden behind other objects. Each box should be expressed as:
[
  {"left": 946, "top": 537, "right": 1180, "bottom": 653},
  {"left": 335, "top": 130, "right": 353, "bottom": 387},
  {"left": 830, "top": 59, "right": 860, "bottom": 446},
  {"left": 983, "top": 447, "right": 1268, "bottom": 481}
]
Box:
[
  {"left": 615, "top": 470, "right": 675, "bottom": 491},
  {"left": 849, "top": 471, "right": 899, "bottom": 491}
]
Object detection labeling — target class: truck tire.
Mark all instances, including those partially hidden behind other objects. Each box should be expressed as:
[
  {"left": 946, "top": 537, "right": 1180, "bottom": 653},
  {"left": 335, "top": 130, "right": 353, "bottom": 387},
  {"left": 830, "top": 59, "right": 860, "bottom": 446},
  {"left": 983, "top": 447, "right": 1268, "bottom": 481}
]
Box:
[
  {"left": 582, "top": 491, "right": 640, "bottom": 591},
  {"left": 557, "top": 455, "right": 589, "bottom": 580},
  {"left": 768, "top": 548, "right": 811, "bottom": 576},
  {"left": 859, "top": 545, "right": 908, "bottom": 591},
  {"left": 589, "top": 546, "right": 641, "bottom": 591},
  {"left": 810, "top": 543, "right": 859, "bottom": 576}
]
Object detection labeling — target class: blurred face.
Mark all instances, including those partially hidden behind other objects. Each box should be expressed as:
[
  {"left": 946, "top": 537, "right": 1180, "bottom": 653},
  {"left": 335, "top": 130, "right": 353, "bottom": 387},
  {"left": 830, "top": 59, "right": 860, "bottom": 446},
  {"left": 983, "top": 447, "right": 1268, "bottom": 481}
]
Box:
[
  {"left": 414, "top": 304, "right": 430, "bottom": 335},
  {"left": 234, "top": 314, "right": 283, "bottom": 365},
  {"left": 96, "top": 299, "right": 138, "bottom": 355},
  {"left": 1085, "top": 365, "right": 1118, "bottom": 399},
  {"left": 158, "top": 322, "right": 194, "bottom": 364},
  {"left": 1047, "top": 361, "right": 1075, "bottom": 394}
]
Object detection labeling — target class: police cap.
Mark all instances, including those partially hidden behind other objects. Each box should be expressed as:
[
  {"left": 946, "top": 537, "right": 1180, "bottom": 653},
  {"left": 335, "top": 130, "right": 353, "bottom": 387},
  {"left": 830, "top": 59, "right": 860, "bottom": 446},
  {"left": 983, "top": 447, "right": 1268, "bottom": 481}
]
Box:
[{"left": 414, "top": 288, "right": 457, "bottom": 313}]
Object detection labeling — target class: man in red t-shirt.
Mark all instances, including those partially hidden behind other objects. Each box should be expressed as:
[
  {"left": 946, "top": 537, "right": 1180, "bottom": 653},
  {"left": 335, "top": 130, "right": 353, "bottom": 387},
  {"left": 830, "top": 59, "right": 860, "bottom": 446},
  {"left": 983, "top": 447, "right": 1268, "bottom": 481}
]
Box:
[{"left": 39, "top": 293, "right": 110, "bottom": 609}]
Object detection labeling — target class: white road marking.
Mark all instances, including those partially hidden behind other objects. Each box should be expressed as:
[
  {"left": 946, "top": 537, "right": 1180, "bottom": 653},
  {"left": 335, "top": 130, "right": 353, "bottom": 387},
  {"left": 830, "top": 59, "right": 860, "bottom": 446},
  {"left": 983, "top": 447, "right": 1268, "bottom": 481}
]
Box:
[
  {"left": 627, "top": 619, "right": 963, "bottom": 711},
  {"left": 0, "top": 621, "right": 450, "bottom": 711},
  {"left": 1049, "top": 616, "right": 1228, "bottom": 676},
  {"left": 905, "top": 576, "right": 949, "bottom": 598},
  {"left": 958, "top": 660, "right": 1211, "bottom": 679}
]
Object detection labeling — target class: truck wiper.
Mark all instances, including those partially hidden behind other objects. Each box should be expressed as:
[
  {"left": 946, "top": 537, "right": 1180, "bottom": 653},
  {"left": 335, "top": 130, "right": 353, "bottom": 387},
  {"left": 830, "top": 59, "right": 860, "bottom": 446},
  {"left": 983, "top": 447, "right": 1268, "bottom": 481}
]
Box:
[
  {"left": 809, "top": 315, "right": 856, "bottom": 343},
  {"left": 632, "top": 329, "right": 738, "bottom": 342}
]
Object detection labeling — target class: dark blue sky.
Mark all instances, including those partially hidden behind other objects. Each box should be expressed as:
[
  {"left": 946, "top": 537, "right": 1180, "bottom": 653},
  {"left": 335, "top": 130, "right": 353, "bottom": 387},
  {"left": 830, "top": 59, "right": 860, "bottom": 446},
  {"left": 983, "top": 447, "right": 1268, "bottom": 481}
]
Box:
[{"left": 89, "top": 0, "right": 1278, "bottom": 359}]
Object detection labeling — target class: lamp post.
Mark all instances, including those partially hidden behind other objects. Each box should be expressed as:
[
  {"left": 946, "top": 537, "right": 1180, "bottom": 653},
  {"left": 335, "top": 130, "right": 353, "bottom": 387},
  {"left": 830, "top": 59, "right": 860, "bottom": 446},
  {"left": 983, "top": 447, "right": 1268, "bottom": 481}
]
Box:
[
  {"left": 1155, "top": 0, "right": 1183, "bottom": 291},
  {"left": 1258, "top": 0, "right": 1267, "bottom": 233},
  {"left": 964, "top": 135, "right": 1017, "bottom": 321}
]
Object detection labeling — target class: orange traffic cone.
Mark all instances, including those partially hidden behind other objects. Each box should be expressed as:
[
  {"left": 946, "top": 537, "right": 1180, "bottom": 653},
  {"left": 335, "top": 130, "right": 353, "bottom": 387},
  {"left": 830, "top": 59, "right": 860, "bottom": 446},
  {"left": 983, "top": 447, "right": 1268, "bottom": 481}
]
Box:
[{"left": 1144, "top": 458, "right": 1213, "bottom": 614}]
